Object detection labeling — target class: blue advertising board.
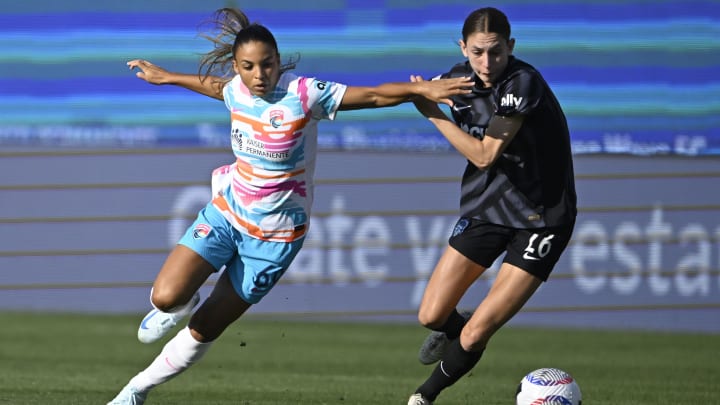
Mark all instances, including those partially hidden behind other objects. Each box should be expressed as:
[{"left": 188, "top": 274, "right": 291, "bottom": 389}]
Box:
[
  {"left": 0, "top": 1, "right": 718, "bottom": 333},
  {"left": 0, "top": 150, "right": 718, "bottom": 333},
  {"left": 0, "top": 0, "right": 718, "bottom": 155}
]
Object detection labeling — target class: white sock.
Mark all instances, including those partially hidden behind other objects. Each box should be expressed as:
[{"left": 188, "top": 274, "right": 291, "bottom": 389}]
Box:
[{"left": 129, "top": 327, "right": 212, "bottom": 392}]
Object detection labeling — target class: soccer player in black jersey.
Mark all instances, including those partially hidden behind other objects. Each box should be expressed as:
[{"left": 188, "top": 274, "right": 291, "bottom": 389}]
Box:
[{"left": 407, "top": 7, "right": 577, "bottom": 405}]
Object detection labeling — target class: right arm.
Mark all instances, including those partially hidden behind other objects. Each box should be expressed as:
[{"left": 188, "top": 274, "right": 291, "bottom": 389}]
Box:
[
  {"left": 338, "top": 76, "right": 472, "bottom": 111},
  {"left": 410, "top": 75, "right": 523, "bottom": 170},
  {"left": 423, "top": 111, "right": 522, "bottom": 170},
  {"left": 126, "top": 59, "right": 226, "bottom": 101}
]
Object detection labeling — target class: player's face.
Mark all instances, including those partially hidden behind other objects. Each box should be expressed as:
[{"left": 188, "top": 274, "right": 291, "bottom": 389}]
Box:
[
  {"left": 232, "top": 40, "right": 281, "bottom": 97},
  {"left": 460, "top": 32, "right": 514, "bottom": 88}
]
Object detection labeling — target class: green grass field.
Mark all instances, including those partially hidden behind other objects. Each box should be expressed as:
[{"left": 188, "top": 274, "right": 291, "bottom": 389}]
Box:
[{"left": 0, "top": 312, "right": 716, "bottom": 405}]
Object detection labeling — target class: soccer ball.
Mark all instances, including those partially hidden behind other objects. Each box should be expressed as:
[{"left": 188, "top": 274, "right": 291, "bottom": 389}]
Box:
[{"left": 515, "top": 367, "right": 582, "bottom": 405}]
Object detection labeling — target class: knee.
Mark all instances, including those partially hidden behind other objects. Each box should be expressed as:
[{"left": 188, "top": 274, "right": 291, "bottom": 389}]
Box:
[
  {"left": 150, "top": 287, "right": 184, "bottom": 312},
  {"left": 460, "top": 322, "right": 494, "bottom": 351},
  {"left": 417, "top": 310, "right": 446, "bottom": 330},
  {"left": 187, "top": 325, "right": 214, "bottom": 343}
]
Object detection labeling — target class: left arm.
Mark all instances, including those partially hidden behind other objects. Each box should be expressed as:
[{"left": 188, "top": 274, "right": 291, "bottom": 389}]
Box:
[{"left": 338, "top": 76, "right": 472, "bottom": 111}]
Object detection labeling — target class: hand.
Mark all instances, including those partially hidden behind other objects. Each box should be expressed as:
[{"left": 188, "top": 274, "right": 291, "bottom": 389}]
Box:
[
  {"left": 126, "top": 59, "right": 171, "bottom": 85},
  {"left": 409, "top": 75, "right": 451, "bottom": 119},
  {"left": 412, "top": 75, "right": 472, "bottom": 107}
]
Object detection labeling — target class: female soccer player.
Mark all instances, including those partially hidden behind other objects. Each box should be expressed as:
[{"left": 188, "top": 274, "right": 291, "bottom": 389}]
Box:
[
  {"left": 106, "top": 8, "right": 472, "bottom": 405},
  {"left": 406, "top": 7, "right": 577, "bottom": 405}
]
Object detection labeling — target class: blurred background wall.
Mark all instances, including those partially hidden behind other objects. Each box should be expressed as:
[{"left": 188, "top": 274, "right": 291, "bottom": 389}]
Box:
[{"left": 1, "top": 0, "right": 718, "bottom": 332}]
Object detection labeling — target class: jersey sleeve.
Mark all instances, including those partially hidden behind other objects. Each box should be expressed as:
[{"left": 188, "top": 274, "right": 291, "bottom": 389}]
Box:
[
  {"left": 301, "top": 77, "right": 347, "bottom": 121},
  {"left": 496, "top": 69, "right": 544, "bottom": 117}
]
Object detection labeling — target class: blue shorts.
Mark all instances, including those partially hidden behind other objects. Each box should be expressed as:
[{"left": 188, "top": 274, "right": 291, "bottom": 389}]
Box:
[{"left": 178, "top": 203, "right": 304, "bottom": 304}]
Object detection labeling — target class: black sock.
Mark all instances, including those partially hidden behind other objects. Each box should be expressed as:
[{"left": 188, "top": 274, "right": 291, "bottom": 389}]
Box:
[
  {"left": 416, "top": 338, "right": 483, "bottom": 401},
  {"left": 435, "top": 309, "right": 467, "bottom": 340}
]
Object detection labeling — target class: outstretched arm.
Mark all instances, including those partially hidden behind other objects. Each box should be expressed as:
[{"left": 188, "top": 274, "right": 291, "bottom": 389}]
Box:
[
  {"left": 126, "top": 59, "right": 226, "bottom": 101},
  {"left": 409, "top": 75, "right": 523, "bottom": 170},
  {"left": 338, "top": 76, "right": 472, "bottom": 111}
]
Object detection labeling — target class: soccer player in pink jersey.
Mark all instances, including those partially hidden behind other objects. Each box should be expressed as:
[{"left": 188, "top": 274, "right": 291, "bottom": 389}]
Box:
[{"left": 107, "top": 8, "right": 472, "bottom": 404}]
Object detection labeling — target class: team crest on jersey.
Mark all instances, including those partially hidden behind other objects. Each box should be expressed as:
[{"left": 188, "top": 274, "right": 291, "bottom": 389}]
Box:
[
  {"left": 269, "top": 109, "right": 284, "bottom": 128},
  {"left": 452, "top": 218, "right": 470, "bottom": 237},
  {"left": 192, "top": 223, "right": 212, "bottom": 239}
]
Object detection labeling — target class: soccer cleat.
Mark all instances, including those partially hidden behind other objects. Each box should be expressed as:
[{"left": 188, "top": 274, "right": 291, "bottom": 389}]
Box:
[
  {"left": 137, "top": 291, "right": 200, "bottom": 344},
  {"left": 407, "top": 393, "right": 433, "bottom": 405},
  {"left": 106, "top": 384, "right": 148, "bottom": 405},
  {"left": 418, "top": 310, "right": 473, "bottom": 365},
  {"left": 418, "top": 330, "right": 450, "bottom": 365}
]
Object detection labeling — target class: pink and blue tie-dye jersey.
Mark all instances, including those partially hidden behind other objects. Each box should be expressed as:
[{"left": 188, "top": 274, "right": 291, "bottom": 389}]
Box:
[{"left": 210, "top": 73, "right": 347, "bottom": 242}]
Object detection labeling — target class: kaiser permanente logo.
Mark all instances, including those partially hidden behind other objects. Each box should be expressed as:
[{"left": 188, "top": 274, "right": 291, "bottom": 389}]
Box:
[{"left": 501, "top": 93, "right": 523, "bottom": 108}]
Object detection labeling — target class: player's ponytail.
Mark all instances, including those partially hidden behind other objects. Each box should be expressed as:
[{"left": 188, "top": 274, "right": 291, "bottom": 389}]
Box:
[{"left": 197, "top": 8, "right": 297, "bottom": 81}]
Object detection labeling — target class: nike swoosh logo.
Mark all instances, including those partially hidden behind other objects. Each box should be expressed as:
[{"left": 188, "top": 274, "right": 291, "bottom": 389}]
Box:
[
  {"left": 523, "top": 252, "right": 540, "bottom": 261},
  {"left": 139, "top": 309, "right": 160, "bottom": 330}
]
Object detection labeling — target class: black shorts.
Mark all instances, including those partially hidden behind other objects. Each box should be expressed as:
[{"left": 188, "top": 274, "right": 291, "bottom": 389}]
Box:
[{"left": 448, "top": 218, "right": 575, "bottom": 282}]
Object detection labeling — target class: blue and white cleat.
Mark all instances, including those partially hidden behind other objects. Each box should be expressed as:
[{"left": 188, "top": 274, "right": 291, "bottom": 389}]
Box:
[
  {"left": 137, "top": 292, "right": 200, "bottom": 344},
  {"left": 107, "top": 384, "right": 148, "bottom": 405}
]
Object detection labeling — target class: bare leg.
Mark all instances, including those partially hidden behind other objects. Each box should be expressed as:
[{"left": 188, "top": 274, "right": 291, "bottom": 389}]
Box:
[
  {"left": 417, "top": 246, "right": 486, "bottom": 329},
  {"left": 149, "top": 245, "right": 216, "bottom": 311},
  {"left": 188, "top": 267, "right": 252, "bottom": 342},
  {"left": 414, "top": 256, "right": 543, "bottom": 401},
  {"left": 116, "top": 254, "right": 252, "bottom": 400},
  {"left": 462, "top": 262, "right": 542, "bottom": 351}
]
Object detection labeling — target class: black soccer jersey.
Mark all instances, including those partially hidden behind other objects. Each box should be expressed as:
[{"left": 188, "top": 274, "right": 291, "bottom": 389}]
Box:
[{"left": 440, "top": 57, "right": 577, "bottom": 228}]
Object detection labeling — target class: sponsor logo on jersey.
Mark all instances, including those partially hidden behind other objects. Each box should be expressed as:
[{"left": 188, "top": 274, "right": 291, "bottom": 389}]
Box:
[
  {"left": 192, "top": 223, "right": 212, "bottom": 239},
  {"left": 453, "top": 104, "right": 471, "bottom": 113},
  {"left": 500, "top": 93, "right": 523, "bottom": 108},
  {"left": 231, "top": 127, "right": 244, "bottom": 150},
  {"left": 241, "top": 137, "right": 290, "bottom": 161},
  {"left": 460, "top": 122, "right": 485, "bottom": 138}
]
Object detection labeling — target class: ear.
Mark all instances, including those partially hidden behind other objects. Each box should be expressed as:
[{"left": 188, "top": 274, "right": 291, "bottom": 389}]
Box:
[
  {"left": 232, "top": 59, "right": 240, "bottom": 75},
  {"left": 507, "top": 38, "right": 516, "bottom": 54},
  {"left": 459, "top": 39, "right": 468, "bottom": 58}
]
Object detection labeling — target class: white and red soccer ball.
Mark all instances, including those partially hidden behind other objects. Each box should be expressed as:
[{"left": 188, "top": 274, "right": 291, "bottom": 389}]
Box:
[{"left": 516, "top": 367, "right": 582, "bottom": 405}]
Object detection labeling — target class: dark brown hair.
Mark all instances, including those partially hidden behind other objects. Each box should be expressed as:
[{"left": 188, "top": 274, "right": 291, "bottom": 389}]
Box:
[
  {"left": 197, "top": 8, "right": 297, "bottom": 81},
  {"left": 462, "top": 7, "right": 511, "bottom": 42}
]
